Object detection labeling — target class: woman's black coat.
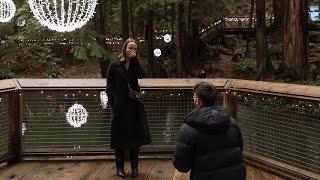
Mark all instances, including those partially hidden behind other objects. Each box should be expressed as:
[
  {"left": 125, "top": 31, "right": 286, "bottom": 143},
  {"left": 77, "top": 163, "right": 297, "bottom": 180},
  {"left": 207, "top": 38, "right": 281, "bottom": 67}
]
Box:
[
  {"left": 173, "top": 106, "right": 246, "bottom": 180},
  {"left": 106, "top": 58, "right": 151, "bottom": 149}
]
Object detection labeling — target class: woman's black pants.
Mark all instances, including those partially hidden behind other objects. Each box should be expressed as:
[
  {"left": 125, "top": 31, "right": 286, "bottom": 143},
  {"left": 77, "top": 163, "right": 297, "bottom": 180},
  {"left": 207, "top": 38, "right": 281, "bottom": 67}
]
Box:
[{"left": 115, "top": 146, "right": 140, "bottom": 169}]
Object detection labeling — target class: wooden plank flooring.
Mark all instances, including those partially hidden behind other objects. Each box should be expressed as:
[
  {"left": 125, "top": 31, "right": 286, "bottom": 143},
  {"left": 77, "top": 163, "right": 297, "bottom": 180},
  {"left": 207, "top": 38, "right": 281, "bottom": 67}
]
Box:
[{"left": 0, "top": 160, "right": 286, "bottom": 180}]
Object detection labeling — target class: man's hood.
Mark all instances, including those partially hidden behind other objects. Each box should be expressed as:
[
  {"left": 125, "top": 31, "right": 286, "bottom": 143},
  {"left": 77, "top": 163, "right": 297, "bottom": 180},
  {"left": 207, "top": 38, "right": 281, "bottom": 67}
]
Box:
[{"left": 184, "top": 106, "right": 231, "bottom": 133}]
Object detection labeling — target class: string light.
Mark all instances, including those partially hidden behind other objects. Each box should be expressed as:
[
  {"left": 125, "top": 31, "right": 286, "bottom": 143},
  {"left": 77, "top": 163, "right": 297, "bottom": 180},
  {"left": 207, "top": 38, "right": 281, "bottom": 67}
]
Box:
[
  {"left": 200, "top": 17, "right": 274, "bottom": 34},
  {"left": 0, "top": 0, "right": 15, "bottom": 23},
  {"left": 28, "top": 0, "right": 97, "bottom": 32}
]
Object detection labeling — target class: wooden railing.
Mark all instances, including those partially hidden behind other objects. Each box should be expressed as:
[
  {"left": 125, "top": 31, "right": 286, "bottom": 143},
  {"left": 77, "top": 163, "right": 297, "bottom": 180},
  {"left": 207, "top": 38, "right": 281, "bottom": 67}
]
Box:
[
  {"left": 0, "top": 78, "right": 319, "bottom": 180},
  {"left": 200, "top": 16, "right": 274, "bottom": 43}
]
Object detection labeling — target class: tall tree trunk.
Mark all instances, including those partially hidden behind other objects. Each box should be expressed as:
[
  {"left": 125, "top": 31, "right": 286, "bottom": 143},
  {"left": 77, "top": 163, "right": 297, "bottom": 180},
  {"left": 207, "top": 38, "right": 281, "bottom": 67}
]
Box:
[
  {"left": 176, "top": 2, "right": 187, "bottom": 77},
  {"left": 273, "top": 0, "right": 281, "bottom": 26},
  {"left": 146, "top": 10, "right": 155, "bottom": 77},
  {"left": 170, "top": 3, "right": 176, "bottom": 78},
  {"left": 187, "top": 0, "right": 192, "bottom": 63},
  {"left": 272, "top": 0, "right": 285, "bottom": 74},
  {"left": 188, "top": 0, "right": 192, "bottom": 34},
  {"left": 171, "top": 3, "right": 175, "bottom": 45},
  {"left": 245, "top": 0, "right": 255, "bottom": 57},
  {"left": 129, "top": 0, "right": 135, "bottom": 38},
  {"left": 189, "top": 19, "right": 200, "bottom": 66},
  {"left": 271, "top": 0, "right": 284, "bottom": 41},
  {"left": 122, "top": 0, "right": 129, "bottom": 42},
  {"left": 256, "top": 0, "right": 274, "bottom": 80},
  {"left": 283, "top": 0, "right": 308, "bottom": 80},
  {"left": 188, "top": 0, "right": 200, "bottom": 70},
  {"left": 94, "top": 0, "right": 109, "bottom": 78}
]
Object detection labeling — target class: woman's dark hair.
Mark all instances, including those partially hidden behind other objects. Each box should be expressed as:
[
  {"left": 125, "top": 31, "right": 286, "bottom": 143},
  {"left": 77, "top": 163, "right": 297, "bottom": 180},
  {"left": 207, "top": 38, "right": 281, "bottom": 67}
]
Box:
[
  {"left": 193, "top": 82, "right": 217, "bottom": 106},
  {"left": 118, "top": 38, "right": 137, "bottom": 60}
]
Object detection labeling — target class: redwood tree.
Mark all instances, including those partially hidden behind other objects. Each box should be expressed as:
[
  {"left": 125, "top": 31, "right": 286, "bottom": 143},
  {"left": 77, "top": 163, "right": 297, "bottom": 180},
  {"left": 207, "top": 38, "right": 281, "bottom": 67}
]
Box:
[
  {"left": 283, "top": 0, "right": 308, "bottom": 80},
  {"left": 256, "top": 0, "right": 274, "bottom": 80},
  {"left": 122, "top": 0, "right": 129, "bottom": 42},
  {"left": 245, "top": 0, "right": 255, "bottom": 57},
  {"left": 94, "top": 0, "right": 108, "bottom": 78},
  {"left": 146, "top": 10, "right": 156, "bottom": 77},
  {"left": 176, "top": 2, "right": 187, "bottom": 77}
]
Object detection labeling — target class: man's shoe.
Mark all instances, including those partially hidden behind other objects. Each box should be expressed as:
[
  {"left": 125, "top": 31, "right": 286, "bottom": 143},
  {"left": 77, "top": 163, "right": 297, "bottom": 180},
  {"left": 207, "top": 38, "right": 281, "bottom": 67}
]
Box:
[
  {"left": 117, "top": 168, "right": 126, "bottom": 178},
  {"left": 131, "top": 168, "right": 138, "bottom": 178}
]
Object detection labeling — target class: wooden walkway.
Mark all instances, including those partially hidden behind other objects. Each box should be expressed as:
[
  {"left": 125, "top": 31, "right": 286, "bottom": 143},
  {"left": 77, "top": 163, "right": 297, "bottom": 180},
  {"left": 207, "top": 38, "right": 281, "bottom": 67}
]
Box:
[{"left": 0, "top": 159, "right": 284, "bottom": 180}]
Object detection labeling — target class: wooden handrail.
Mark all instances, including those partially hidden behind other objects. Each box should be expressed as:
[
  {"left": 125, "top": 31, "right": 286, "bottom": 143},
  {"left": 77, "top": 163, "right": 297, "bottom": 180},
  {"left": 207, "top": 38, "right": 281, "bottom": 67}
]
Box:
[
  {"left": 0, "top": 79, "right": 17, "bottom": 92},
  {"left": 228, "top": 79, "right": 320, "bottom": 100},
  {"left": 0, "top": 78, "right": 318, "bottom": 101}
]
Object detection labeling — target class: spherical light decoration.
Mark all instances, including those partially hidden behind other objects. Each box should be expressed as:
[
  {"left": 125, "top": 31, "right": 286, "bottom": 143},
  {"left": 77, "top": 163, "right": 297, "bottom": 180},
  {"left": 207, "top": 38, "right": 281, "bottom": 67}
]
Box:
[
  {"left": 153, "top": 48, "right": 161, "bottom": 57},
  {"left": 0, "top": 0, "right": 16, "bottom": 23},
  {"left": 100, "top": 91, "right": 108, "bottom": 109},
  {"left": 28, "top": 0, "right": 97, "bottom": 32},
  {"left": 66, "top": 103, "right": 88, "bottom": 128},
  {"left": 17, "top": 18, "right": 26, "bottom": 27},
  {"left": 163, "top": 34, "right": 172, "bottom": 43}
]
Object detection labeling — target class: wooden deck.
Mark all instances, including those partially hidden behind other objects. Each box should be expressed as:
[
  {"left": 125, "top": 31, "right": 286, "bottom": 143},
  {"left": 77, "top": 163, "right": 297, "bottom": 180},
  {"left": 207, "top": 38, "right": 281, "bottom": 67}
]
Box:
[{"left": 0, "top": 159, "right": 287, "bottom": 180}]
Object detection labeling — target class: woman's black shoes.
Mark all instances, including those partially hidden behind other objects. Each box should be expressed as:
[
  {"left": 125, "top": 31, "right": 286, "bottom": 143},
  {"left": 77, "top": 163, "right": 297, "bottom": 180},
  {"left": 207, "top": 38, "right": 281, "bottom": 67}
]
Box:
[
  {"left": 131, "top": 168, "right": 138, "bottom": 178},
  {"left": 117, "top": 168, "right": 126, "bottom": 178},
  {"left": 116, "top": 167, "right": 138, "bottom": 178}
]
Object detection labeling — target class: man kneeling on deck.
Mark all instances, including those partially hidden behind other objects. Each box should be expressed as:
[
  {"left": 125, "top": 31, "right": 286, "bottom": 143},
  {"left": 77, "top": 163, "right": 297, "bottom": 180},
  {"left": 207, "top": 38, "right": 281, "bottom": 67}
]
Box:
[{"left": 172, "top": 82, "right": 246, "bottom": 180}]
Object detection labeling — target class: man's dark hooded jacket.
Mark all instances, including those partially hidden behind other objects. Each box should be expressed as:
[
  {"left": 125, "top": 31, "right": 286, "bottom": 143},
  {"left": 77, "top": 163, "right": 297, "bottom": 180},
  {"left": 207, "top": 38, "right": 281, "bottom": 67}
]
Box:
[{"left": 173, "top": 105, "right": 246, "bottom": 180}]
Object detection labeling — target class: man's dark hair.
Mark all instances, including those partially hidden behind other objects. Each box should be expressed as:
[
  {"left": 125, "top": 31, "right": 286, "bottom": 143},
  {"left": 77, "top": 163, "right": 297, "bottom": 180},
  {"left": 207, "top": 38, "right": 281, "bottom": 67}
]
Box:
[{"left": 193, "top": 82, "right": 217, "bottom": 106}]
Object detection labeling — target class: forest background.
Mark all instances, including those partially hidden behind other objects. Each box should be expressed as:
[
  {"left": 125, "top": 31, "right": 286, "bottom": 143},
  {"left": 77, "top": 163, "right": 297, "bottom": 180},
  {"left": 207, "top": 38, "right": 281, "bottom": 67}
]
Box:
[{"left": 1, "top": 0, "right": 320, "bottom": 86}]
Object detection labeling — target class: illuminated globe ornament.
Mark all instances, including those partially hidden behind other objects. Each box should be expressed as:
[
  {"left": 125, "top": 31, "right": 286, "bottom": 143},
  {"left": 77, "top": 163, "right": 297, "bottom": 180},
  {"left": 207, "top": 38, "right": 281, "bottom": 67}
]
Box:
[
  {"left": 153, "top": 48, "right": 161, "bottom": 57},
  {"left": 66, "top": 103, "right": 88, "bottom": 128},
  {"left": 28, "top": 0, "right": 97, "bottom": 32},
  {"left": 0, "top": 0, "right": 16, "bottom": 23},
  {"left": 17, "top": 19, "right": 26, "bottom": 27},
  {"left": 163, "top": 34, "right": 172, "bottom": 43},
  {"left": 100, "top": 91, "right": 108, "bottom": 109}
]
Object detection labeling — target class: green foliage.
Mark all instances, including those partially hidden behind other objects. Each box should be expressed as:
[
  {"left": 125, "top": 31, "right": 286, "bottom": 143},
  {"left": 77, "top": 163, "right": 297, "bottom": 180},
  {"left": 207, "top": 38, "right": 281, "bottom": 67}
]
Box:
[
  {"left": 71, "top": 42, "right": 110, "bottom": 62},
  {"left": 309, "top": 32, "right": 320, "bottom": 43},
  {"left": 0, "top": 0, "right": 247, "bottom": 78},
  {"left": 0, "top": 43, "right": 63, "bottom": 77},
  {"left": 307, "top": 74, "right": 320, "bottom": 86},
  {"left": 234, "top": 61, "right": 256, "bottom": 74},
  {"left": 0, "top": 70, "right": 14, "bottom": 79},
  {"left": 268, "top": 46, "right": 282, "bottom": 61},
  {"left": 71, "top": 47, "right": 89, "bottom": 61}
]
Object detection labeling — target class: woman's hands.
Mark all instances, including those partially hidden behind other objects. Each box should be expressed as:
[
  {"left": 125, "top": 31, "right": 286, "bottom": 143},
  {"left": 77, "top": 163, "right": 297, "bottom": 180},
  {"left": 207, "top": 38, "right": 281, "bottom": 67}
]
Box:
[{"left": 126, "top": 49, "right": 136, "bottom": 59}]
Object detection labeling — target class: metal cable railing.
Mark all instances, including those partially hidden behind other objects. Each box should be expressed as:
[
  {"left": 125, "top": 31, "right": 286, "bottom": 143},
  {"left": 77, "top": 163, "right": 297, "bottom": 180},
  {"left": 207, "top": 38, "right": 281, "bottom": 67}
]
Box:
[
  {"left": 20, "top": 88, "right": 223, "bottom": 153},
  {"left": 0, "top": 92, "right": 10, "bottom": 156},
  {"left": 21, "top": 90, "right": 110, "bottom": 152},
  {"left": 236, "top": 92, "right": 320, "bottom": 174}
]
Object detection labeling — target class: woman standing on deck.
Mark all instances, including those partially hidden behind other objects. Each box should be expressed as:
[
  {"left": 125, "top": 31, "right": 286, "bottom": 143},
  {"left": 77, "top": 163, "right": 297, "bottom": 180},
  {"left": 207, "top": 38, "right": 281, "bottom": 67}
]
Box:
[{"left": 106, "top": 38, "right": 151, "bottom": 178}]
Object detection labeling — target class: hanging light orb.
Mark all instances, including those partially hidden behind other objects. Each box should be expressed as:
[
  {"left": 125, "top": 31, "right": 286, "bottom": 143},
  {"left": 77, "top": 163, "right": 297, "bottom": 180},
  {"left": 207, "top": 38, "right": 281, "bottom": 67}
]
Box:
[
  {"left": 66, "top": 103, "right": 88, "bottom": 128},
  {"left": 153, "top": 48, "right": 162, "bottom": 57},
  {"left": 163, "top": 34, "right": 172, "bottom": 43},
  {"left": 0, "top": 0, "right": 16, "bottom": 23},
  {"left": 17, "top": 18, "right": 26, "bottom": 27},
  {"left": 28, "top": 0, "right": 97, "bottom": 32},
  {"left": 100, "top": 91, "right": 108, "bottom": 109}
]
